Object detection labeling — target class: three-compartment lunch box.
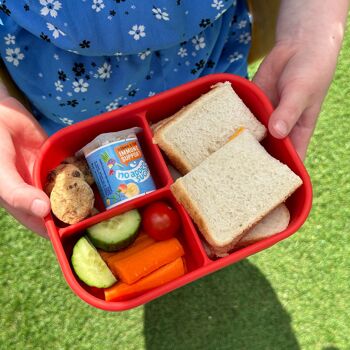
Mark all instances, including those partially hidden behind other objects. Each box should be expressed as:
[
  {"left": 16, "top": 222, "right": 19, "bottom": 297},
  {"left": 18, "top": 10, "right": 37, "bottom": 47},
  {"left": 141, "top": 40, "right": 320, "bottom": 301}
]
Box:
[{"left": 33, "top": 73, "right": 312, "bottom": 311}]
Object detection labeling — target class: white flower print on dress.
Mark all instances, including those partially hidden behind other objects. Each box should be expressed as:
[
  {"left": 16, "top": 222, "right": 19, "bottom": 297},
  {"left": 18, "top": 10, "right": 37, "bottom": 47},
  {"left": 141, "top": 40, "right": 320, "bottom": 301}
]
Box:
[
  {"left": 59, "top": 117, "right": 73, "bottom": 125},
  {"left": 228, "top": 52, "right": 243, "bottom": 63},
  {"left": 47, "top": 23, "right": 66, "bottom": 39},
  {"left": 40, "top": 0, "right": 62, "bottom": 18},
  {"left": 177, "top": 47, "right": 188, "bottom": 58},
  {"left": 105, "top": 98, "right": 122, "bottom": 111},
  {"left": 96, "top": 62, "right": 112, "bottom": 79},
  {"left": 152, "top": 8, "right": 170, "bottom": 21},
  {"left": 239, "top": 32, "right": 251, "bottom": 44},
  {"left": 53, "top": 54, "right": 59, "bottom": 60},
  {"left": 211, "top": 0, "right": 224, "bottom": 10},
  {"left": 238, "top": 20, "right": 247, "bottom": 29},
  {"left": 55, "top": 80, "right": 64, "bottom": 91},
  {"left": 5, "top": 48, "right": 24, "bottom": 66},
  {"left": 128, "top": 25, "right": 146, "bottom": 40},
  {"left": 148, "top": 91, "right": 156, "bottom": 97},
  {"left": 192, "top": 36, "right": 206, "bottom": 50},
  {"left": 72, "top": 79, "right": 89, "bottom": 93},
  {"left": 138, "top": 49, "right": 151, "bottom": 60},
  {"left": 4, "top": 34, "right": 15, "bottom": 45},
  {"left": 92, "top": 0, "right": 105, "bottom": 13}
]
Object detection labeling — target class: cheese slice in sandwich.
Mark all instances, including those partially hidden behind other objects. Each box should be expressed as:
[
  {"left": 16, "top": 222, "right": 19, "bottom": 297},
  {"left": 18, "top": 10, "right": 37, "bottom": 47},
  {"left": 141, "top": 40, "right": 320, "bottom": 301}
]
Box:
[
  {"left": 170, "top": 129, "right": 302, "bottom": 256},
  {"left": 153, "top": 81, "right": 266, "bottom": 174}
]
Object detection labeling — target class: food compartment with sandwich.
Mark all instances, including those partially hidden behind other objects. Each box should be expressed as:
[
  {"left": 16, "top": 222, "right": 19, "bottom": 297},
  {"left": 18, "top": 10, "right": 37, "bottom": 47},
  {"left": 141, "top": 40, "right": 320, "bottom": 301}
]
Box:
[
  {"left": 149, "top": 79, "right": 311, "bottom": 260},
  {"left": 33, "top": 73, "right": 312, "bottom": 311}
]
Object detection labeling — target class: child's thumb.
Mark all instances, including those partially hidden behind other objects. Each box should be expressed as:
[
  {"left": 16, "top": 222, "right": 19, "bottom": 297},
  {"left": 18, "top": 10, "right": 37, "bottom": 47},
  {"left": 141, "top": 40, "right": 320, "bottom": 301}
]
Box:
[{"left": 0, "top": 166, "right": 50, "bottom": 217}]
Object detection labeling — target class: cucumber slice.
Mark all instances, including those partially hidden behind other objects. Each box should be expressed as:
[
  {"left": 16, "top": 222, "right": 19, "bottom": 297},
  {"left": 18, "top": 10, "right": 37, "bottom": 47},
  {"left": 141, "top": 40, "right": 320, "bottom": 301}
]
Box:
[
  {"left": 87, "top": 209, "right": 141, "bottom": 252},
  {"left": 71, "top": 236, "right": 117, "bottom": 288}
]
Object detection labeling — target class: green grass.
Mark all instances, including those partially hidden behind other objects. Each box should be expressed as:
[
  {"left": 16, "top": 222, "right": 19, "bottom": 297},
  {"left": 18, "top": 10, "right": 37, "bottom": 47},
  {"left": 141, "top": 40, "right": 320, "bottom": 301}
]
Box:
[{"left": 1, "top": 20, "right": 350, "bottom": 350}]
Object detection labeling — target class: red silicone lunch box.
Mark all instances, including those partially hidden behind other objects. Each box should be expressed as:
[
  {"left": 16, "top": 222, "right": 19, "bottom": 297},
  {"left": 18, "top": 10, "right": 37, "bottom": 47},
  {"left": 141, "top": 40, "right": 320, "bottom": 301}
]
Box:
[{"left": 33, "top": 73, "right": 313, "bottom": 311}]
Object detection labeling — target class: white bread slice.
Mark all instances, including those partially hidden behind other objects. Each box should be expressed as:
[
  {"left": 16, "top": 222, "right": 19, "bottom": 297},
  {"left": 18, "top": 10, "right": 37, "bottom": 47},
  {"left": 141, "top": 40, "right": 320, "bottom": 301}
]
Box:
[
  {"left": 151, "top": 112, "right": 182, "bottom": 134},
  {"left": 170, "top": 130, "right": 302, "bottom": 256},
  {"left": 153, "top": 82, "right": 266, "bottom": 174},
  {"left": 202, "top": 204, "right": 290, "bottom": 258},
  {"left": 236, "top": 203, "right": 290, "bottom": 248}
]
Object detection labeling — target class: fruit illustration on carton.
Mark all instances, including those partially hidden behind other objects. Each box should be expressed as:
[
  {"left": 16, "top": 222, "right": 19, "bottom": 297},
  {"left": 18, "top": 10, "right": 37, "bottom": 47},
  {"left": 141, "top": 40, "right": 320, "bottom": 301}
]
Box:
[
  {"left": 118, "top": 183, "right": 140, "bottom": 198},
  {"left": 107, "top": 158, "right": 116, "bottom": 169},
  {"left": 101, "top": 151, "right": 123, "bottom": 173},
  {"left": 118, "top": 184, "right": 128, "bottom": 193},
  {"left": 124, "top": 183, "right": 140, "bottom": 198}
]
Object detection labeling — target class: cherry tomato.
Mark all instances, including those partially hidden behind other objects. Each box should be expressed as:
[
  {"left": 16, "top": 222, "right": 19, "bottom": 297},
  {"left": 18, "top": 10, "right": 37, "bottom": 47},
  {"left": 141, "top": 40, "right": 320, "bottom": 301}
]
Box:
[{"left": 142, "top": 201, "right": 181, "bottom": 240}]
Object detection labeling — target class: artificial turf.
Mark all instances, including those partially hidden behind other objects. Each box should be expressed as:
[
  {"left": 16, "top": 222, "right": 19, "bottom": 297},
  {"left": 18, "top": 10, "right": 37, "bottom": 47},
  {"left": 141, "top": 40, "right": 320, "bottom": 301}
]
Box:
[{"left": 1, "top": 18, "right": 350, "bottom": 350}]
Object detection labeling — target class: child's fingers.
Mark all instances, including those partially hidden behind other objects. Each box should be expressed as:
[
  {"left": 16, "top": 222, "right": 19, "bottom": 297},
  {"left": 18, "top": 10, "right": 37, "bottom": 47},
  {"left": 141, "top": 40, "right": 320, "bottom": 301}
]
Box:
[
  {"left": 252, "top": 43, "right": 296, "bottom": 106},
  {"left": 253, "top": 63, "right": 279, "bottom": 106},
  {"left": 268, "top": 81, "right": 311, "bottom": 139},
  {"left": 288, "top": 106, "right": 320, "bottom": 160},
  {"left": 288, "top": 124, "right": 314, "bottom": 161},
  {"left": 0, "top": 162, "right": 50, "bottom": 218}
]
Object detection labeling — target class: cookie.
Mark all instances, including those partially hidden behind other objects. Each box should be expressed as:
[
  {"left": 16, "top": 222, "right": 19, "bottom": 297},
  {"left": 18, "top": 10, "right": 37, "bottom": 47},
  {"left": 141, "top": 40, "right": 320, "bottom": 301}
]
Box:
[
  {"left": 62, "top": 156, "right": 94, "bottom": 185},
  {"left": 50, "top": 178, "right": 94, "bottom": 224},
  {"left": 45, "top": 164, "right": 84, "bottom": 195}
]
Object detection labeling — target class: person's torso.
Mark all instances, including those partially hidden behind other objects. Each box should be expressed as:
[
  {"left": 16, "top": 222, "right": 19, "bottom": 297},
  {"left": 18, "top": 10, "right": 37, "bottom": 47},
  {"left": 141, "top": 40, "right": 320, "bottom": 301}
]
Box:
[{"left": 0, "top": 0, "right": 252, "bottom": 133}]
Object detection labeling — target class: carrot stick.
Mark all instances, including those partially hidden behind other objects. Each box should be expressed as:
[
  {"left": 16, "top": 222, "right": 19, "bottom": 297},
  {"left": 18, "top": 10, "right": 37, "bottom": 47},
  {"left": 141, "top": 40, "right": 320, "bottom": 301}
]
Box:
[
  {"left": 109, "top": 238, "right": 185, "bottom": 284},
  {"left": 98, "top": 233, "right": 154, "bottom": 264},
  {"left": 98, "top": 250, "right": 117, "bottom": 262},
  {"left": 107, "top": 235, "right": 155, "bottom": 263},
  {"left": 104, "top": 257, "right": 185, "bottom": 301}
]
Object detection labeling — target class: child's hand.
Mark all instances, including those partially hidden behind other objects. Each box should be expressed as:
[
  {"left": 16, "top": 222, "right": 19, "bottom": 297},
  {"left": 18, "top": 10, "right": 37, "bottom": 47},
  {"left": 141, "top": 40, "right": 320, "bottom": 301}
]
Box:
[
  {"left": 253, "top": 0, "right": 348, "bottom": 160},
  {"left": 253, "top": 39, "right": 338, "bottom": 160},
  {"left": 0, "top": 96, "right": 50, "bottom": 238}
]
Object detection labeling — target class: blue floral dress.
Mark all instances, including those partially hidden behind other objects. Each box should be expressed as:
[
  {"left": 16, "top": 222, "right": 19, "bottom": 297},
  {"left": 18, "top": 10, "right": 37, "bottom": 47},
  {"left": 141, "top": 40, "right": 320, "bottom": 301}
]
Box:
[{"left": 0, "top": 0, "right": 252, "bottom": 134}]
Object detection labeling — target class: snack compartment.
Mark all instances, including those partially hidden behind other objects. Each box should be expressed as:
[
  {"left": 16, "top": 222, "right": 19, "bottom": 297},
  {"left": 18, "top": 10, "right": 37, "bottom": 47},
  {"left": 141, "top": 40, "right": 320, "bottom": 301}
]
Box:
[{"left": 34, "top": 110, "right": 173, "bottom": 231}]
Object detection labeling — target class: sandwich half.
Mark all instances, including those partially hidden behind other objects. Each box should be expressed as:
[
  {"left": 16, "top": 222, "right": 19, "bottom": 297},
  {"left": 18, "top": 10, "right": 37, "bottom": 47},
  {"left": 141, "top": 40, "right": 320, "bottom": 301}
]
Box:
[
  {"left": 170, "top": 129, "right": 302, "bottom": 256},
  {"left": 203, "top": 204, "right": 290, "bottom": 258},
  {"left": 153, "top": 81, "right": 266, "bottom": 174},
  {"left": 236, "top": 203, "right": 290, "bottom": 248}
]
